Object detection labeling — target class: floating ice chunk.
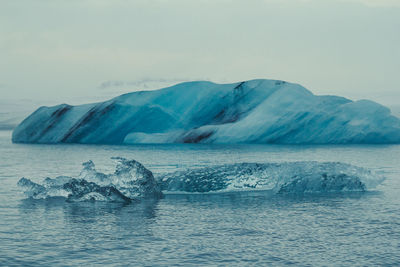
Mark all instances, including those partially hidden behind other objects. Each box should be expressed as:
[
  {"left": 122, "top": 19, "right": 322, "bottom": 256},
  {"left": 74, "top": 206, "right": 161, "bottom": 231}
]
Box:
[
  {"left": 159, "top": 162, "right": 384, "bottom": 194},
  {"left": 17, "top": 157, "right": 162, "bottom": 202},
  {"left": 109, "top": 157, "right": 162, "bottom": 198},
  {"left": 17, "top": 159, "right": 384, "bottom": 201}
]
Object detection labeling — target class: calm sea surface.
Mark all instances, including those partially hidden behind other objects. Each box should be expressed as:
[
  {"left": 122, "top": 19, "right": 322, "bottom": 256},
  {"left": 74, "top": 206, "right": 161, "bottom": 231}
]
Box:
[{"left": 0, "top": 130, "right": 399, "bottom": 266}]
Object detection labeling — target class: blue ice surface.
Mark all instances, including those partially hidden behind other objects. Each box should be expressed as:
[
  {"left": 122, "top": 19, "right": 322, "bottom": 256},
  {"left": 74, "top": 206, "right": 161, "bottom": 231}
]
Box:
[{"left": 12, "top": 79, "right": 400, "bottom": 144}]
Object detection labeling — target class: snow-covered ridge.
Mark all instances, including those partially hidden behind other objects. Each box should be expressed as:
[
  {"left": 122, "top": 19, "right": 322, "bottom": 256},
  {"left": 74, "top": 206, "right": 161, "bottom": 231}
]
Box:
[{"left": 12, "top": 79, "right": 400, "bottom": 144}]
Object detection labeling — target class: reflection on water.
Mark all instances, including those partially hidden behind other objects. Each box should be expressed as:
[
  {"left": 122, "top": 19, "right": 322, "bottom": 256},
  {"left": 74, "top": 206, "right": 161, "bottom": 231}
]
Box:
[
  {"left": 19, "top": 197, "right": 160, "bottom": 224},
  {"left": 17, "top": 189, "right": 376, "bottom": 219}
]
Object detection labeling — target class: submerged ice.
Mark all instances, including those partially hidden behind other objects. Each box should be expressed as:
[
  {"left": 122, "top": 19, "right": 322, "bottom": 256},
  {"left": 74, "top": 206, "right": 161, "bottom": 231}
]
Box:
[{"left": 18, "top": 158, "right": 384, "bottom": 202}]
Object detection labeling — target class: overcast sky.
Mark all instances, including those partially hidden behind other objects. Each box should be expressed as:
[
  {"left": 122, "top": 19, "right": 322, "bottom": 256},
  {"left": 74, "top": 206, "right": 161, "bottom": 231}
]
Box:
[{"left": 1, "top": 0, "right": 399, "bottom": 108}]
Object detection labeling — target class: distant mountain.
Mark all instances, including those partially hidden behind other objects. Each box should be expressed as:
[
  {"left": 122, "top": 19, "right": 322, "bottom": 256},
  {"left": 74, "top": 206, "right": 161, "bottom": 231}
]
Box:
[{"left": 12, "top": 79, "right": 400, "bottom": 144}]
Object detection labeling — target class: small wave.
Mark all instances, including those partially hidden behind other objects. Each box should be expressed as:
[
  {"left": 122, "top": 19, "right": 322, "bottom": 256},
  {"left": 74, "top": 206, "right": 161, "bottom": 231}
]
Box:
[
  {"left": 18, "top": 157, "right": 162, "bottom": 202},
  {"left": 158, "top": 162, "right": 384, "bottom": 194}
]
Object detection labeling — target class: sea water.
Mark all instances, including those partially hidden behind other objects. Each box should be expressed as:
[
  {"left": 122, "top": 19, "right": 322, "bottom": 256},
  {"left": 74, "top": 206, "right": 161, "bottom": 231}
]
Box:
[{"left": 0, "top": 130, "right": 399, "bottom": 266}]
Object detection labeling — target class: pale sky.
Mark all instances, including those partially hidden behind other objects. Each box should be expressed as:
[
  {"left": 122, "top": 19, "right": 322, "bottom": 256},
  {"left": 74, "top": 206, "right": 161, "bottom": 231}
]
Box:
[{"left": 1, "top": 0, "right": 399, "bottom": 109}]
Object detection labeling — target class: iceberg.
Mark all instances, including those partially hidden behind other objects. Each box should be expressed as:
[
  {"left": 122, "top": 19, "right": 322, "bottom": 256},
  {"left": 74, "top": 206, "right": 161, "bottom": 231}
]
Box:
[
  {"left": 17, "top": 157, "right": 162, "bottom": 202},
  {"left": 12, "top": 79, "right": 400, "bottom": 144},
  {"left": 158, "top": 161, "right": 384, "bottom": 194},
  {"left": 18, "top": 158, "right": 384, "bottom": 201}
]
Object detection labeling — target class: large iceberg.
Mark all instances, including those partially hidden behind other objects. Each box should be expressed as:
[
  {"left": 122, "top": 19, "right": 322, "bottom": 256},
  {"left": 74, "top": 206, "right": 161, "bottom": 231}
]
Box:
[{"left": 12, "top": 79, "right": 400, "bottom": 144}]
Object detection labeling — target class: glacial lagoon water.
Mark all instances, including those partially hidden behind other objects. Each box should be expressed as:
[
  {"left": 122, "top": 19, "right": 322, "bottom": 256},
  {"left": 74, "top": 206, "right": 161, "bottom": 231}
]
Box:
[{"left": 1, "top": 130, "right": 400, "bottom": 266}]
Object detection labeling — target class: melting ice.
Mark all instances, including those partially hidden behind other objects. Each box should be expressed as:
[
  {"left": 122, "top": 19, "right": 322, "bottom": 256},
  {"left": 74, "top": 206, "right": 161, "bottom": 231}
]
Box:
[
  {"left": 159, "top": 161, "right": 384, "bottom": 194},
  {"left": 18, "top": 158, "right": 384, "bottom": 202},
  {"left": 18, "top": 157, "right": 162, "bottom": 203}
]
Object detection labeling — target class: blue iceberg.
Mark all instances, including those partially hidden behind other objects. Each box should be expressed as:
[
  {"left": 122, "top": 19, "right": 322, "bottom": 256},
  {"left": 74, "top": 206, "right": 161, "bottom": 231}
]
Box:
[{"left": 12, "top": 79, "right": 400, "bottom": 144}]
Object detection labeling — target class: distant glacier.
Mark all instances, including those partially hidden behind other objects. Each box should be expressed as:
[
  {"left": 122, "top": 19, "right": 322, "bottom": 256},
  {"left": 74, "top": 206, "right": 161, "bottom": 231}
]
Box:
[{"left": 12, "top": 79, "right": 400, "bottom": 144}]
